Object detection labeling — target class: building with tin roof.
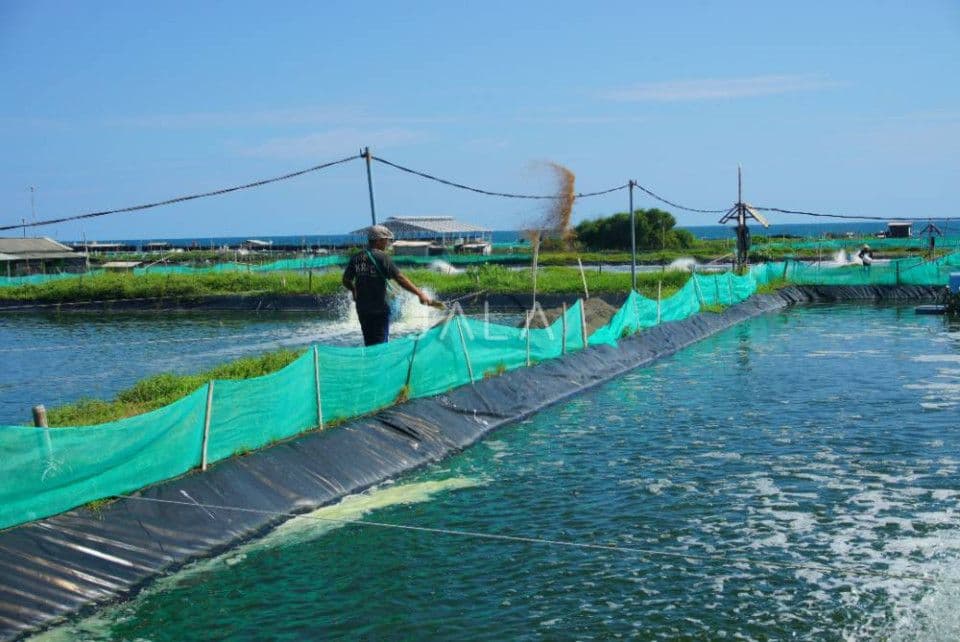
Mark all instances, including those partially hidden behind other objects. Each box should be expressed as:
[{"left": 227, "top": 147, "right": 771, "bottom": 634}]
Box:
[{"left": 0, "top": 237, "right": 88, "bottom": 277}]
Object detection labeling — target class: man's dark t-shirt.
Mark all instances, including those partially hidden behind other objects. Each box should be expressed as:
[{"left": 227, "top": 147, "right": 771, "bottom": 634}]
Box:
[{"left": 343, "top": 249, "right": 400, "bottom": 315}]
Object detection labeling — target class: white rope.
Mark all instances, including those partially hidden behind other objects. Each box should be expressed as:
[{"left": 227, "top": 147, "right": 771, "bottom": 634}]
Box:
[{"left": 118, "top": 494, "right": 947, "bottom": 584}]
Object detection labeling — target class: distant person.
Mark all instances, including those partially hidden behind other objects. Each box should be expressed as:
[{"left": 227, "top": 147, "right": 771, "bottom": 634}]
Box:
[
  {"left": 342, "top": 225, "right": 434, "bottom": 346},
  {"left": 858, "top": 244, "right": 874, "bottom": 267}
]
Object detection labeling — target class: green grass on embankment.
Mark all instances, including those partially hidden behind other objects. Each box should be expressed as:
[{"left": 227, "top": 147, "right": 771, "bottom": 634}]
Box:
[
  {"left": 46, "top": 349, "right": 303, "bottom": 427},
  {"left": 34, "top": 267, "right": 702, "bottom": 426},
  {"left": 0, "top": 265, "right": 691, "bottom": 304}
]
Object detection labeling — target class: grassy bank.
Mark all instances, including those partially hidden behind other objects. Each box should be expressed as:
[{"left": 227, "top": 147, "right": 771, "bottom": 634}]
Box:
[
  {"left": 47, "top": 349, "right": 303, "bottom": 427},
  {"left": 0, "top": 265, "right": 692, "bottom": 304},
  {"left": 33, "top": 268, "right": 699, "bottom": 426}
]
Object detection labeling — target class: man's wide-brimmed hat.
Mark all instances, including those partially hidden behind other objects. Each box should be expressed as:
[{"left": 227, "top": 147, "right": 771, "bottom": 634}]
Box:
[{"left": 367, "top": 225, "right": 395, "bottom": 241}]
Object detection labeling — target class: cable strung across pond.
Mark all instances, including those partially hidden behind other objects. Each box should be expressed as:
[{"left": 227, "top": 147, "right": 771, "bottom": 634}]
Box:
[
  {"left": 631, "top": 180, "right": 727, "bottom": 215},
  {"left": 754, "top": 205, "right": 960, "bottom": 222},
  {"left": 374, "top": 156, "right": 629, "bottom": 199},
  {"left": 120, "top": 493, "right": 949, "bottom": 585},
  {"left": 0, "top": 153, "right": 362, "bottom": 232}
]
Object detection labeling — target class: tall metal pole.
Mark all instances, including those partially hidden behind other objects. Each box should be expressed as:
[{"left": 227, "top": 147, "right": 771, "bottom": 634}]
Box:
[
  {"left": 362, "top": 146, "right": 377, "bottom": 226},
  {"left": 629, "top": 180, "right": 636, "bottom": 291},
  {"left": 736, "top": 165, "right": 746, "bottom": 271}
]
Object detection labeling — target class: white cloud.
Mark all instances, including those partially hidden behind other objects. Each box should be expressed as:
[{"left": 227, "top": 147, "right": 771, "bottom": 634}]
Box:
[
  {"left": 240, "top": 128, "right": 424, "bottom": 159},
  {"left": 602, "top": 74, "right": 840, "bottom": 102}
]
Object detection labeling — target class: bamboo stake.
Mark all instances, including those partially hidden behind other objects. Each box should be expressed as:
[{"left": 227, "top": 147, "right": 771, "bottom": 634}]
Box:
[
  {"left": 455, "top": 315, "right": 475, "bottom": 383},
  {"left": 561, "top": 302, "right": 567, "bottom": 354},
  {"left": 531, "top": 233, "right": 540, "bottom": 311},
  {"left": 525, "top": 309, "right": 532, "bottom": 366},
  {"left": 404, "top": 335, "right": 420, "bottom": 389},
  {"left": 656, "top": 280, "right": 662, "bottom": 325},
  {"left": 313, "top": 345, "right": 323, "bottom": 428},
  {"left": 579, "top": 298, "right": 588, "bottom": 348},
  {"left": 201, "top": 381, "right": 214, "bottom": 471},
  {"left": 577, "top": 257, "right": 589, "bottom": 299},
  {"left": 692, "top": 272, "right": 705, "bottom": 307}
]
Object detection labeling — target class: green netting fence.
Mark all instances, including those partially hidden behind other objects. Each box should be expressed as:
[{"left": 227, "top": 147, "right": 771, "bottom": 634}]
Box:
[
  {"left": 755, "top": 235, "right": 960, "bottom": 252},
  {"left": 0, "top": 253, "right": 535, "bottom": 288},
  {"left": 1, "top": 255, "right": 957, "bottom": 531}
]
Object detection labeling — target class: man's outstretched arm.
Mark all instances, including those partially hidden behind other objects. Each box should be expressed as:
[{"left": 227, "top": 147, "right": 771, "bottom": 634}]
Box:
[{"left": 394, "top": 272, "right": 432, "bottom": 306}]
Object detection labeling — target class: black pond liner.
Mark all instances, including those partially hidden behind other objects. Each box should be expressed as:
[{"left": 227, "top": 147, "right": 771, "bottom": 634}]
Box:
[{"left": 0, "top": 285, "right": 941, "bottom": 640}]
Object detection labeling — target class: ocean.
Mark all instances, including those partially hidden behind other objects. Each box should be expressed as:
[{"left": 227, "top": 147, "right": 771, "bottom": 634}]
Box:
[{"left": 75, "top": 222, "right": 905, "bottom": 249}]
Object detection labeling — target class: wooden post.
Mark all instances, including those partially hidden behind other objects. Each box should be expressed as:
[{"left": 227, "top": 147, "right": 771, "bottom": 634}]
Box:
[
  {"left": 404, "top": 335, "right": 421, "bottom": 390},
  {"left": 895, "top": 260, "right": 901, "bottom": 285},
  {"left": 32, "top": 405, "right": 48, "bottom": 428},
  {"left": 524, "top": 309, "right": 532, "bottom": 367},
  {"left": 692, "top": 272, "right": 705, "bottom": 307},
  {"left": 454, "top": 315, "right": 475, "bottom": 383},
  {"left": 201, "top": 381, "right": 214, "bottom": 471},
  {"left": 782, "top": 259, "right": 789, "bottom": 281},
  {"left": 657, "top": 280, "right": 662, "bottom": 325},
  {"left": 531, "top": 233, "right": 540, "bottom": 311},
  {"left": 628, "top": 180, "right": 636, "bottom": 291},
  {"left": 577, "top": 258, "right": 589, "bottom": 299},
  {"left": 313, "top": 346, "right": 323, "bottom": 428},
  {"left": 727, "top": 274, "right": 735, "bottom": 303},
  {"left": 308, "top": 269, "right": 313, "bottom": 293},
  {"left": 561, "top": 302, "right": 567, "bottom": 355},
  {"left": 579, "top": 298, "right": 588, "bottom": 348}
]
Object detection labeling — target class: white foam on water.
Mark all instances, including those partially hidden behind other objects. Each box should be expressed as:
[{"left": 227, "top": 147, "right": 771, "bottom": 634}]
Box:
[
  {"left": 30, "top": 476, "right": 482, "bottom": 642},
  {"left": 912, "top": 354, "right": 960, "bottom": 364},
  {"left": 428, "top": 259, "right": 463, "bottom": 275},
  {"left": 804, "top": 349, "right": 885, "bottom": 358},
  {"left": 646, "top": 479, "right": 673, "bottom": 495},
  {"left": 921, "top": 401, "right": 959, "bottom": 411},
  {"left": 667, "top": 257, "right": 699, "bottom": 271}
]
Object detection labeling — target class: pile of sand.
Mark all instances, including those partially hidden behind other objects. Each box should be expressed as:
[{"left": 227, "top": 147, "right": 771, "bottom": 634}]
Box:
[{"left": 520, "top": 297, "right": 619, "bottom": 334}]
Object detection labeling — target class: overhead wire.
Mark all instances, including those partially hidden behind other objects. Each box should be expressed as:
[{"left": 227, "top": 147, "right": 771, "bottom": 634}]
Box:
[
  {"left": 754, "top": 206, "right": 960, "bottom": 223},
  {"left": 631, "top": 180, "right": 727, "bottom": 215},
  {"left": 373, "top": 156, "right": 628, "bottom": 199},
  {"left": 0, "top": 153, "right": 362, "bottom": 232},
  {"left": 3, "top": 146, "right": 953, "bottom": 231}
]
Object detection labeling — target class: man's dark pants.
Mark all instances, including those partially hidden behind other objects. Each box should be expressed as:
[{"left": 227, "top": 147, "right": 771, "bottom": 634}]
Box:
[{"left": 359, "top": 312, "right": 390, "bottom": 346}]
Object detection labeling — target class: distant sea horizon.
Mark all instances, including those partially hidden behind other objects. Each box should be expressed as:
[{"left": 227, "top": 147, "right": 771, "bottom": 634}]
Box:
[{"left": 65, "top": 221, "right": 930, "bottom": 248}]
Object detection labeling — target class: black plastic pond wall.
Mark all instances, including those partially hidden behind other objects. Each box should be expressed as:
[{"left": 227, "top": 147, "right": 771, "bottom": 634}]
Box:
[{"left": 0, "top": 285, "right": 941, "bottom": 640}]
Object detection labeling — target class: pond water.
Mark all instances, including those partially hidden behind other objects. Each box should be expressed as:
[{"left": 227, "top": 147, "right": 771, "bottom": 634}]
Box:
[
  {"left": 0, "top": 291, "right": 480, "bottom": 425},
  {"left": 34, "top": 305, "right": 960, "bottom": 641}
]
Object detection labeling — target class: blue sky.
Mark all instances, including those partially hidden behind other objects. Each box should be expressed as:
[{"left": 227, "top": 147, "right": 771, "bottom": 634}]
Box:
[{"left": 1, "top": 1, "right": 958, "bottom": 240}]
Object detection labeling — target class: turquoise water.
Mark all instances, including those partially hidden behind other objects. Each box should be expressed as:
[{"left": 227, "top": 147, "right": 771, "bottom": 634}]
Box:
[
  {"left": 39, "top": 305, "right": 960, "bottom": 641},
  {"left": 0, "top": 293, "right": 467, "bottom": 425}
]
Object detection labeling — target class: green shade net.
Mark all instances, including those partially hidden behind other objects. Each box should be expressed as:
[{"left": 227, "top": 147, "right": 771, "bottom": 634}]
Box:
[
  {"left": 3, "top": 256, "right": 959, "bottom": 530},
  {"left": 317, "top": 339, "right": 414, "bottom": 423},
  {"left": 0, "top": 388, "right": 207, "bottom": 530},
  {"left": 0, "top": 271, "right": 104, "bottom": 288},
  {"left": 206, "top": 351, "right": 319, "bottom": 463}
]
